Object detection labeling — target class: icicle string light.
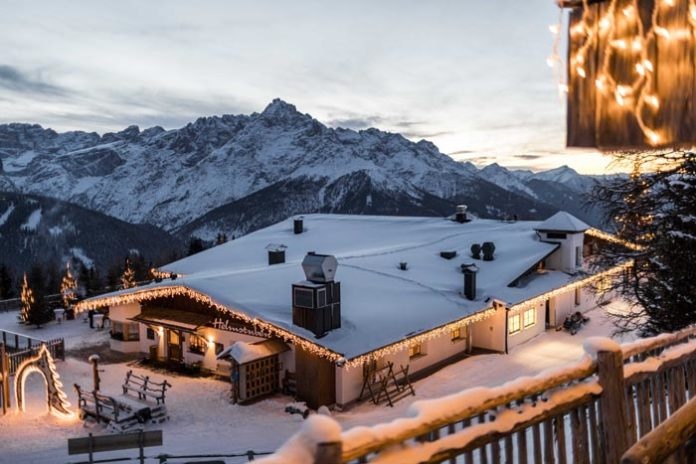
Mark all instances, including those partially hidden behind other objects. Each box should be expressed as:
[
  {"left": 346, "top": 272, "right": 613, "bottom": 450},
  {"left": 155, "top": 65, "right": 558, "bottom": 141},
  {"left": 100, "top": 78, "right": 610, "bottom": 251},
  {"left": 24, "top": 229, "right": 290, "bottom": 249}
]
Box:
[
  {"left": 507, "top": 260, "right": 634, "bottom": 314},
  {"left": 585, "top": 227, "right": 643, "bottom": 251},
  {"left": 555, "top": 0, "right": 696, "bottom": 146},
  {"left": 76, "top": 260, "right": 633, "bottom": 368}
]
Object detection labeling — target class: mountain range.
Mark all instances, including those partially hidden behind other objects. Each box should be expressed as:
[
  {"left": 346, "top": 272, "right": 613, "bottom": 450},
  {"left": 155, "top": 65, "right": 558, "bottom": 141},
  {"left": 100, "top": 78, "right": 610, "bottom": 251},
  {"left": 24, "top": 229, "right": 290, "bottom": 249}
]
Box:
[{"left": 0, "top": 99, "right": 609, "bottom": 275}]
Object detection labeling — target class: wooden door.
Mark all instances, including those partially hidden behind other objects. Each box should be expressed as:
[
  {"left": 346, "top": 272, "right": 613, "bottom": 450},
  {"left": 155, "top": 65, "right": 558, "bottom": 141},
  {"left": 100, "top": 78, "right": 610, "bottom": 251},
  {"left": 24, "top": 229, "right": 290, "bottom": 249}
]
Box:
[{"left": 166, "top": 330, "right": 182, "bottom": 362}]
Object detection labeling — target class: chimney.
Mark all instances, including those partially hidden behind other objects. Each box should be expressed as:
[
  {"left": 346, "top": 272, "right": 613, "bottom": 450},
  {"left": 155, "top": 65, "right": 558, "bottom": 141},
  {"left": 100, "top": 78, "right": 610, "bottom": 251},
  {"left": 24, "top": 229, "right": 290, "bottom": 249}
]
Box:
[
  {"left": 266, "top": 244, "right": 287, "bottom": 265},
  {"left": 462, "top": 263, "right": 479, "bottom": 300},
  {"left": 455, "top": 205, "right": 470, "bottom": 223},
  {"left": 294, "top": 216, "right": 304, "bottom": 234},
  {"left": 292, "top": 253, "right": 341, "bottom": 337}
]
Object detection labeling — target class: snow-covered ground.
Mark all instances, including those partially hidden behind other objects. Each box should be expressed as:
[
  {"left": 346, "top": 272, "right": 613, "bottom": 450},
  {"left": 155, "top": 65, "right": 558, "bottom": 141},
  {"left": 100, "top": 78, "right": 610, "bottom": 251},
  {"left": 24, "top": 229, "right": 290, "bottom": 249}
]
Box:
[{"left": 0, "top": 300, "right": 635, "bottom": 463}]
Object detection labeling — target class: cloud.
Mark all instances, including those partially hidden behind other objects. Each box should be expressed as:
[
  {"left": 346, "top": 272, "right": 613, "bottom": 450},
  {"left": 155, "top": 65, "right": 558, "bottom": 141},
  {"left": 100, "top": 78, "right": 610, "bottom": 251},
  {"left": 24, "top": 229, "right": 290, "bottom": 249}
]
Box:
[
  {"left": 514, "top": 154, "right": 543, "bottom": 160},
  {"left": 326, "top": 115, "right": 385, "bottom": 130},
  {"left": 0, "top": 65, "right": 66, "bottom": 96}
]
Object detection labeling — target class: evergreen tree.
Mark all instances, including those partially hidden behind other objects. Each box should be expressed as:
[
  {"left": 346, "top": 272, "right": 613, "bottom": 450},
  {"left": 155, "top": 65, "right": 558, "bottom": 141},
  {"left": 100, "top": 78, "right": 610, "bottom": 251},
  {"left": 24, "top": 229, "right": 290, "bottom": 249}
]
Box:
[
  {"left": 216, "top": 232, "right": 228, "bottom": 245},
  {"left": 60, "top": 263, "right": 78, "bottom": 308},
  {"left": 25, "top": 266, "right": 52, "bottom": 327},
  {"left": 188, "top": 236, "right": 206, "bottom": 256},
  {"left": 120, "top": 258, "right": 136, "bottom": 289},
  {"left": 0, "top": 264, "right": 13, "bottom": 300},
  {"left": 19, "top": 273, "right": 33, "bottom": 324},
  {"left": 590, "top": 151, "right": 696, "bottom": 335}
]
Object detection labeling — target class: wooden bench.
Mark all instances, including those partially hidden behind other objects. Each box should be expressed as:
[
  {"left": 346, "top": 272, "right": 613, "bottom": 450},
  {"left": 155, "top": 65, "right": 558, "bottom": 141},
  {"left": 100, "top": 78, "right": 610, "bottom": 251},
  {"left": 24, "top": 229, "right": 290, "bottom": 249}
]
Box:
[
  {"left": 75, "top": 371, "right": 172, "bottom": 431},
  {"left": 122, "top": 370, "right": 171, "bottom": 406}
]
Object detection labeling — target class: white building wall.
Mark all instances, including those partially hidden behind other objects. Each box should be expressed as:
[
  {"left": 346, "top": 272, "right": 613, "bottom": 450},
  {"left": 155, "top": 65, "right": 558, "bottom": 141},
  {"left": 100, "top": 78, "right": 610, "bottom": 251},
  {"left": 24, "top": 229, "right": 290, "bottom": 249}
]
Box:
[
  {"left": 335, "top": 327, "right": 471, "bottom": 407},
  {"left": 108, "top": 303, "right": 142, "bottom": 353},
  {"left": 541, "top": 232, "right": 584, "bottom": 273},
  {"left": 470, "top": 307, "right": 506, "bottom": 352},
  {"left": 506, "top": 301, "right": 546, "bottom": 351}
]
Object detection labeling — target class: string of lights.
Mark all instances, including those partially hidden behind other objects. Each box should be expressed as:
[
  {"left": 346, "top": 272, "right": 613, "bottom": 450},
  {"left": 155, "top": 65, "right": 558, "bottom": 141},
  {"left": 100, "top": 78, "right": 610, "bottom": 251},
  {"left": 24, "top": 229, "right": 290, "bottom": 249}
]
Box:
[
  {"left": 76, "top": 260, "right": 634, "bottom": 368},
  {"left": 585, "top": 227, "right": 643, "bottom": 250},
  {"left": 552, "top": 0, "right": 696, "bottom": 146},
  {"left": 508, "top": 260, "right": 634, "bottom": 314}
]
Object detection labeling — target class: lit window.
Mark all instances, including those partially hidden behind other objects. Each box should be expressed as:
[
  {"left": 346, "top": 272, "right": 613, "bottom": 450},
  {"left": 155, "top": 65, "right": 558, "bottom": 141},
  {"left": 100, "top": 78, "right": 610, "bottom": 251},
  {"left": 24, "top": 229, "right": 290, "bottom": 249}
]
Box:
[
  {"left": 409, "top": 343, "right": 423, "bottom": 358},
  {"left": 523, "top": 308, "right": 536, "bottom": 328},
  {"left": 188, "top": 334, "right": 207, "bottom": 355},
  {"left": 508, "top": 314, "right": 521, "bottom": 334},
  {"left": 146, "top": 327, "right": 155, "bottom": 340},
  {"left": 451, "top": 327, "right": 463, "bottom": 341}
]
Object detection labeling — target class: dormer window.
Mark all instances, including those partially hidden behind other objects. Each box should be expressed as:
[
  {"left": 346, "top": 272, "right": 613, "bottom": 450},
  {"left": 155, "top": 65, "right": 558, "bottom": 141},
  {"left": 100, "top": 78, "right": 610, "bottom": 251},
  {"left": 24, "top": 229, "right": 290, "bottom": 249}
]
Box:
[{"left": 547, "top": 232, "right": 567, "bottom": 240}]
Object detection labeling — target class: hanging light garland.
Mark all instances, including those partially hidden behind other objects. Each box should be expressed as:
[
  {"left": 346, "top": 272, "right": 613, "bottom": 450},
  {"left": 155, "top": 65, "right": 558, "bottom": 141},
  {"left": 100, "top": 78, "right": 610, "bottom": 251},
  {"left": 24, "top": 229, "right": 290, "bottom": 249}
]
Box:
[
  {"left": 508, "top": 260, "right": 634, "bottom": 314},
  {"left": 76, "top": 260, "right": 633, "bottom": 368},
  {"left": 553, "top": 0, "right": 696, "bottom": 146},
  {"left": 585, "top": 227, "right": 643, "bottom": 250}
]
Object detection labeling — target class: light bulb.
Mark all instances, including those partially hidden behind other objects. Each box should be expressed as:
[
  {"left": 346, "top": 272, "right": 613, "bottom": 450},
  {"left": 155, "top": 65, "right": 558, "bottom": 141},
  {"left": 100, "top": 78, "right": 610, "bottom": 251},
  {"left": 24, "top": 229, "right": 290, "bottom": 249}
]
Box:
[
  {"left": 549, "top": 24, "right": 561, "bottom": 35},
  {"left": 611, "top": 39, "right": 628, "bottom": 49},
  {"left": 623, "top": 6, "right": 635, "bottom": 17},
  {"left": 631, "top": 38, "right": 642, "bottom": 51},
  {"left": 577, "top": 66, "right": 587, "bottom": 78},
  {"left": 655, "top": 27, "right": 671, "bottom": 39},
  {"left": 643, "top": 60, "right": 654, "bottom": 72},
  {"left": 646, "top": 95, "right": 660, "bottom": 109},
  {"left": 617, "top": 85, "right": 632, "bottom": 96},
  {"left": 595, "top": 78, "right": 605, "bottom": 90},
  {"left": 599, "top": 17, "right": 611, "bottom": 31},
  {"left": 635, "top": 63, "right": 645, "bottom": 75},
  {"left": 559, "top": 84, "right": 569, "bottom": 93},
  {"left": 615, "top": 91, "right": 626, "bottom": 106},
  {"left": 646, "top": 130, "right": 661, "bottom": 145}
]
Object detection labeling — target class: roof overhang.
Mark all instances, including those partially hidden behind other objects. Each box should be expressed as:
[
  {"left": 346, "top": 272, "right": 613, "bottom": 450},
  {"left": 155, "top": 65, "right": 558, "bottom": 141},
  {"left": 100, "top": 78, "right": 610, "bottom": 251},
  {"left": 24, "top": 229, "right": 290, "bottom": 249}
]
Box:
[{"left": 129, "top": 307, "right": 213, "bottom": 333}]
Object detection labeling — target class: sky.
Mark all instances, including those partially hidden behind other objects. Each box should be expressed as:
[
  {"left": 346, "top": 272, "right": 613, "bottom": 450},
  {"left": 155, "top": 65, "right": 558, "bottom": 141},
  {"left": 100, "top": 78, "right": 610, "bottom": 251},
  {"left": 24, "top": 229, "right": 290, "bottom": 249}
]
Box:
[{"left": 0, "top": 0, "right": 618, "bottom": 173}]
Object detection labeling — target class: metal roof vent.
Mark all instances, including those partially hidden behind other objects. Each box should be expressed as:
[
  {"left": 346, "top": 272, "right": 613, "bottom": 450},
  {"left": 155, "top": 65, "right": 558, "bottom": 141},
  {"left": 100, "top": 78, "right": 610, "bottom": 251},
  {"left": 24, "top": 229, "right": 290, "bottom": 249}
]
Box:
[
  {"left": 266, "top": 244, "right": 287, "bottom": 265},
  {"left": 301, "top": 252, "right": 338, "bottom": 283},
  {"left": 294, "top": 216, "right": 304, "bottom": 234},
  {"left": 455, "top": 205, "right": 471, "bottom": 223}
]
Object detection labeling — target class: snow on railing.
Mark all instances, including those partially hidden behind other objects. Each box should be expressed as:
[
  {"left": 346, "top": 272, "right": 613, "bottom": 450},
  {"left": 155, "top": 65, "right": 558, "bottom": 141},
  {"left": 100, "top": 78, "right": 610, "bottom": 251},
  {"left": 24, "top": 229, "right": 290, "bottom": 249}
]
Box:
[{"left": 258, "top": 326, "right": 696, "bottom": 464}]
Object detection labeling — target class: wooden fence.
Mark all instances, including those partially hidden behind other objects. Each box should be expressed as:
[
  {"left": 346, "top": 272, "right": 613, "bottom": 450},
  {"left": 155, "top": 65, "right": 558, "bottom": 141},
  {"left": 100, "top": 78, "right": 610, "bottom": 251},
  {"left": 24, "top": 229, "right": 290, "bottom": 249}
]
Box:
[
  {"left": 0, "top": 329, "right": 65, "bottom": 376},
  {"left": 257, "top": 327, "right": 696, "bottom": 464},
  {"left": 0, "top": 294, "right": 63, "bottom": 312}
]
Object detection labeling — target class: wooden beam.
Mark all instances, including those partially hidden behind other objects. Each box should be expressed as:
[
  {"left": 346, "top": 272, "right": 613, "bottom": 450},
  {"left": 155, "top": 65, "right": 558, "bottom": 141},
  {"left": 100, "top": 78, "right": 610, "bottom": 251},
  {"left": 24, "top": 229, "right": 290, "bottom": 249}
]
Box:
[{"left": 67, "top": 430, "right": 163, "bottom": 455}]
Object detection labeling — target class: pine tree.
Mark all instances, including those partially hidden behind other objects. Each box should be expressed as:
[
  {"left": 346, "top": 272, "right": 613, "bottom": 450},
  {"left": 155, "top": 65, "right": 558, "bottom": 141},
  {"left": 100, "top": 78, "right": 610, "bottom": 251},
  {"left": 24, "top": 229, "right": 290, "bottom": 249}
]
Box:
[
  {"left": 60, "top": 263, "right": 78, "bottom": 308},
  {"left": 188, "top": 236, "right": 206, "bottom": 256},
  {"left": 590, "top": 151, "right": 696, "bottom": 335},
  {"left": 216, "top": 232, "right": 228, "bottom": 245},
  {"left": 0, "top": 264, "right": 13, "bottom": 300},
  {"left": 120, "top": 258, "right": 136, "bottom": 289},
  {"left": 26, "top": 265, "right": 51, "bottom": 327},
  {"left": 20, "top": 273, "right": 34, "bottom": 324}
]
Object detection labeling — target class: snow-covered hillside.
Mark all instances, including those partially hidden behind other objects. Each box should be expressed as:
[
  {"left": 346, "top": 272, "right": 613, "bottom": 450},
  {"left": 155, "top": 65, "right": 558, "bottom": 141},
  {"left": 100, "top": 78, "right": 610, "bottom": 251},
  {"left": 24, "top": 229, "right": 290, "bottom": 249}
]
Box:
[{"left": 0, "top": 100, "right": 604, "bottom": 240}]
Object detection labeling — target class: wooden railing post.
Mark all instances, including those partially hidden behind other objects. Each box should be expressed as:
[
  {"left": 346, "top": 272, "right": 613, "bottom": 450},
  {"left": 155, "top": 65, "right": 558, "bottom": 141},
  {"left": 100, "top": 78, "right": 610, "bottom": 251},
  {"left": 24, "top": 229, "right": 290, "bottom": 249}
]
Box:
[
  {"left": 595, "top": 340, "right": 629, "bottom": 464},
  {"left": 315, "top": 442, "right": 342, "bottom": 464}
]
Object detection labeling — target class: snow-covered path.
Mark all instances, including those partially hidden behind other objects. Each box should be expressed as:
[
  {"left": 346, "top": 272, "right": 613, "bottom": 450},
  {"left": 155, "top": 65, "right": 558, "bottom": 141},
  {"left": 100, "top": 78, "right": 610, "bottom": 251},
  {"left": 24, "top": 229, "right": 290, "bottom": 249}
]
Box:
[{"left": 0, "top": 300, "right": 634, "bottom": 463}]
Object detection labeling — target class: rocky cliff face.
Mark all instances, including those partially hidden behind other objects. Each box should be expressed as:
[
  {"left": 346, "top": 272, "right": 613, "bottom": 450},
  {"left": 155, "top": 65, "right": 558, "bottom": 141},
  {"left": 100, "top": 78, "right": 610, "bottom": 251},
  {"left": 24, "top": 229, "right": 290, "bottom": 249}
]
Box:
[{"left": 0, "top": 99, "right": 607, "bottom": 244}]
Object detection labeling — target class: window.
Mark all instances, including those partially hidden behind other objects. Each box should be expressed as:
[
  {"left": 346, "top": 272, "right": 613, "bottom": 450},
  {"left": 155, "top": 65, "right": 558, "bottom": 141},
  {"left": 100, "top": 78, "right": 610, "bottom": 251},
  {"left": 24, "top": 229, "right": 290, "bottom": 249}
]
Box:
[
  {"left": 508, "top": 314, "right": 521, "bottom": 334},
  {"left": 293, "top": 287, "right": 314, "bottom": 308},
  {"left": 408, "top": 343, "right": 424, "bottom": 358},
  {"left": 111, "top": 321, "right": 139, "bottom": 341},
  {"left": 546, "top": 232, "right": 567, "bottom": 239},
  {"left": 575, "top": 288, "right": 581, "bottom": 306},
  {"left": 523, "top": 308, "right": 536, "bottom": 328},
  {"left": 215, "top": 342, "right": 224, "bottom": 356},
  {"left": 127, "top": 322, "right": 140, "bottom": 342},
  {"left": 317, "top": 288, "right": 327, "bottom": 307},
  {"left": 146, "top": 328, "right": 155, "bottom": 340},
  {"left": 451, "top": 327, "right": 464, "bottom": 342},
  {"left": 188, "top": 334, "right": 207, "bottom": 355}
]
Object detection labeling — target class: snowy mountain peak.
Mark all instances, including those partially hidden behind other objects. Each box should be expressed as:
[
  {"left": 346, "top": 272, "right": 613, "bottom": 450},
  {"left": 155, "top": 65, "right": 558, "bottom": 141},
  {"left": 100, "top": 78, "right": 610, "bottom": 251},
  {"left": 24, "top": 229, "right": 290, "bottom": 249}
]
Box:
[{"left": 259, "top": 98, "right": 311, "bottom": 125}]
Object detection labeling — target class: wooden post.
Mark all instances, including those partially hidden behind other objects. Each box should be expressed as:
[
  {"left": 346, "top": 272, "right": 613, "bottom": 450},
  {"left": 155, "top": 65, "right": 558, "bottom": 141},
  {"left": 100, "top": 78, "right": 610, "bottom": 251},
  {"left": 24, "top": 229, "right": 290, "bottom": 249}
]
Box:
[
  {"left": 596, "top": 344, "right": 629, "bottom": 463},
  {"left": 315, "top": 442, "right": 341, "bottom": 464},
  {"left": 89, "top": 355, "right": 100, "bottom": 392}
]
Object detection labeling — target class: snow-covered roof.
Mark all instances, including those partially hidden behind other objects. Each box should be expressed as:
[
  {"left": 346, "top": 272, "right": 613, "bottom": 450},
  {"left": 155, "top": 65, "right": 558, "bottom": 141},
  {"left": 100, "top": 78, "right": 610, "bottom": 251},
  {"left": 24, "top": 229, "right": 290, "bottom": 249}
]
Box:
[
  {"left": 86, "top": 214, "right": 582, "bottom": 359},
  {"left": 534, "top": 211, "right": 589, "bottom": 233}
]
